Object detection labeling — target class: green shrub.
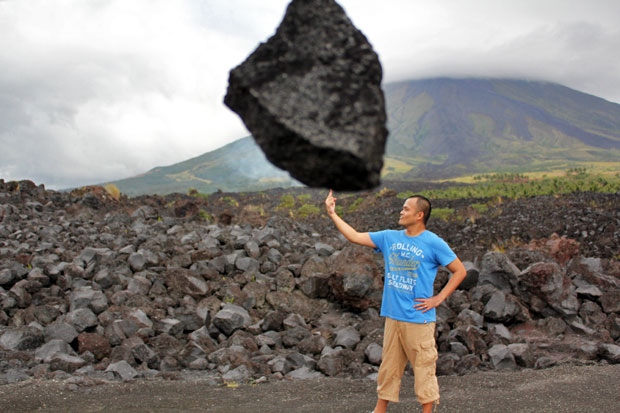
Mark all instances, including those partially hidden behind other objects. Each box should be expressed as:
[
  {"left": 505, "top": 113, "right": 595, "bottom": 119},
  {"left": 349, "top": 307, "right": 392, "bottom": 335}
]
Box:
[
  {"left": 199, "top": 210, "right": 214, "bottom": 222},
  {"left": 298, "top": 204, "right": 320, "bottom": 218},
  {"left": 347, "top": 197, "right": 364, "bottom": 213},
  {"left": 432, "top": 207, "right": 454, "bottom": 221},
  {"left": 278, "top": 194, "right": 295, "bottom": 209},
  {"left": 470, "top": 203, "right": 488, "bottom": 213},
  {"left": 189, "top": 188, "right": 209, "bottom": 199},
  {"left": 104, "top": 184, "right": 121, "bottom": 200},
  {"left": 419, "top": 172, "right": 620, "bottom": 200},
  {"left": 222, "top": 196, "right": 239, "bottom": 207}
]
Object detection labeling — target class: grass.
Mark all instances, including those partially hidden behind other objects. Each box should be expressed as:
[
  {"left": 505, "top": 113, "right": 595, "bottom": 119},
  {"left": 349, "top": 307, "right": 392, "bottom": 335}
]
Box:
[
  {"left": 432, "top": 208, "right": 454, "bottom": 221},
  {"left": 278, "top": 194, "right": 295, "bottom": 210},
  {"left": 398, "top": 170, "right": 620, "bottom": 201},
  {"left": 104, "top": 184, "right": 121, "bottom": 200},
  {"left": 347, "top": 197, "right": 365, "bottom": 213},
  {"left": 444, "top": 162, "right": 620, "bottom": 184},
  {"left": 297, "top": 204, "right": 320, "bottom": 218},
  {"left": 470, "top": 203, "right": 489, "bottom": 213}
]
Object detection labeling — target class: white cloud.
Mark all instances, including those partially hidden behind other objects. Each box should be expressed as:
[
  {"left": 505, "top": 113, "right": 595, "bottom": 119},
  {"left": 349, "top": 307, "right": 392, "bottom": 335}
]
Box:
[{"left": 0, "top": 0, "right": 619, "bottom": 189}]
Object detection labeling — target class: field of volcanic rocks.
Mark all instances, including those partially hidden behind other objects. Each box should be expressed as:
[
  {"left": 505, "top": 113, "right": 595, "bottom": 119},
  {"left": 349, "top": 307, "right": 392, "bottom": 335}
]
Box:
[{"left": 0, "top": 179, "right": 619, "bottom": 387}]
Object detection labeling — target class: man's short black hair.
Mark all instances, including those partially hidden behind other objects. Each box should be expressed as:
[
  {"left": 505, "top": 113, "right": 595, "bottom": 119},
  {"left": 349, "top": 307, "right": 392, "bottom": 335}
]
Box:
[{"left": 407, "top": 195, "right": 432, "bottom": 225}]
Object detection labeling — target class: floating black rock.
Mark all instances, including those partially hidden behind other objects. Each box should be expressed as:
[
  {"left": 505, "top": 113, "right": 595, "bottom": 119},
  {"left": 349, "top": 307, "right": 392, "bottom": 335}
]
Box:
[{"left": 224, "top": 0, "right": 387, "bottom": 190}]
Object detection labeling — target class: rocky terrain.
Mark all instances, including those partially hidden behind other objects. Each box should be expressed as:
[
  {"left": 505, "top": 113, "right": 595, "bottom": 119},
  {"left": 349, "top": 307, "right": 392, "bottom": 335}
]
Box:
[{"left": 0, "top": 179, "right": 618, "bottom": 388}]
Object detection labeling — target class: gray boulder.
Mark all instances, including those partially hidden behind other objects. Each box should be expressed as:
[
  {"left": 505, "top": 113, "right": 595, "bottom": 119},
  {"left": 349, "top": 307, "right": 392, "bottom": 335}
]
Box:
[
  {"left": 600, "top": 343, "right": 620, "bottom": 364},
  {"left": 297, "top": 335, "right": 327, "bottom": 355},
  {"left": 364, "top": 342, "right": 382, "bottom": 365},
  {"left": 49, "top": 353, "right": 87, "bottom": 373},
  {"left": 66, "top": 308, "right": 98, "bottom": 332},
  {"left": 458, "top": 261, "right": 479, "bottom": 290},
  {"left": 69, "top": 287, "right": 108, "bottom": 314},
  {"left": 334, "top": 326, "right": 361, "bottom": 349},
  {"left": 488, "top": 344, "right": 517, "bottom": 370},
  {"left": 517, "top": 262, "right": 579, "bottom": 316},
  {"left": 224, "top": 0, "right": 387, "bottom": 190},
  {"left": 165, "top": 268, "right": 209, "bottom": 297},
  {"left": 508, "top": 343, "right": 536, "bottom": 368},
  {"left": 282, "top": 326, "right": 312, "bottom": 348},
  {"left": 600, "top": 291, "right": 620, "bottom": 314},
  {"left": 35, "top": 339, "right": 76, "bottom": 362},
  {"left": 0, "top": 268, "right": 14, "bottom": 286},
  {"left": 0, "top": 326, "right": 44, "bottom": 351},
  {"left": 478, "top": 252, "right": 520, "bottom": 293},
  {"left": 44, "top": 322, "right": 79, "bottom": 343},
  {"left": 484, "top": 291, "right": 522, "bottom": 323},
  {"left": 128, "top": 252, "right": 146, "bottom": 272},
  {"left": 268, "top": 355, "right": 293, "bottom": 374},
  {"left": 222, "top": 364, "right": 252, "bottom": 382},
  {"left": 343, "top": 272, "right": 374, "bottom": 298},
  {"left": 456, "top": 308, "right": 484, "bottom": 328},
  {"left": 299, "top": 273, "right": 331, "bottom": 299},
  {"left": 317, "top": 354, "right": 343, "bottom": 376},
  {"left": 106, "top": 360, "right": 139, "bottom": 381},
  {"left": 315, "top": 243, "right": 335, "bottom": 257},
  {"left": 286, "top": 366, "right": 324, "bottom": 380},
  {"left": 213, "top": 304, "right": 252, "bottom": 336},
  {"left": 3, "top": 369, "right": 30, "bottom": 384}
]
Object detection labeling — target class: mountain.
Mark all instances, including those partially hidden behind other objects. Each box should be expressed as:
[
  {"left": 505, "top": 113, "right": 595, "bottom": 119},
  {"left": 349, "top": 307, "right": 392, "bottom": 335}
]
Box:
[
  {"left": 109, "top": 138, "right": 301, "bottom": 196},
  {"left": 108, "top": 78, "right": 620, "bottom": 195},
  {"left": 382, "top": 78, "right": 620, "bottom": 179}
]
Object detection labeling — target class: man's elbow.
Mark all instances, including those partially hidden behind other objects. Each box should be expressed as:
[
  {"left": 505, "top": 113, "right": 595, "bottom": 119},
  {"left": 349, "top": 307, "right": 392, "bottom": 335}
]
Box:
[
  {"left": 348, "top": 233, "right": 364, "bottom": 245},
  {"left": 455, "top": 268, "right": 467, "bottom": 284}
]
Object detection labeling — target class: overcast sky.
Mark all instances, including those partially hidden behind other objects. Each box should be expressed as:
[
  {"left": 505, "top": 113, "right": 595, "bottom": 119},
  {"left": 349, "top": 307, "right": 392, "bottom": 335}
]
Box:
[{"left": 1, "top": 0, "right": 619, "bottom": 189}]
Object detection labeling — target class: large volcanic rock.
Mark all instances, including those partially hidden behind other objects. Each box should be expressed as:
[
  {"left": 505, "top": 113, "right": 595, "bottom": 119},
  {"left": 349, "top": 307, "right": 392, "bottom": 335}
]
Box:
[{"left": 224, "top": 0, "right": 387, "bottom": 190}]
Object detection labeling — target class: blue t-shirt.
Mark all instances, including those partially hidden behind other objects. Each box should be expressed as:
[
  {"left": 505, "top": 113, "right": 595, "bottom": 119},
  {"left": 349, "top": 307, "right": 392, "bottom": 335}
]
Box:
[{"left": 369, "top": 229, "right": 457, "bottom": 324}]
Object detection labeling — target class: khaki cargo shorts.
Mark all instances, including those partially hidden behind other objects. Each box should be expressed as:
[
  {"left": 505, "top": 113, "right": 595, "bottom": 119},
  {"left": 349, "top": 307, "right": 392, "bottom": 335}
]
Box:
[{"left": 376, "top": 317, "right": 439, "bottom": 405}]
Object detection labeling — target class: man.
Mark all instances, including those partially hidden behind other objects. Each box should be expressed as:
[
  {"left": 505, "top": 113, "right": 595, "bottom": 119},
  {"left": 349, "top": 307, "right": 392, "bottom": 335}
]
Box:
[{"left": 325, "top": 190, "right": 466, "bottom": 413}]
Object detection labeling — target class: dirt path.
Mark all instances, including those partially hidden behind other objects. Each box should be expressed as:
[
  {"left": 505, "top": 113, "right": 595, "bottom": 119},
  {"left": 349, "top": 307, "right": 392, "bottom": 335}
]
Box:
[{"left": 1, "top": 364, "right": 619, "bottom": 412}]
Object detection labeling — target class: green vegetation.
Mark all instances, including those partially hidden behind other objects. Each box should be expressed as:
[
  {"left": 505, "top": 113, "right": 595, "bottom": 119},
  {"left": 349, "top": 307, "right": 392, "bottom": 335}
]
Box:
[
  {"left": 199, "top": 210, "right": 214, "bottom": 222},
  {"left": 276, "top": 194, "right": 321, "bottom": 218},
  {"left": 398, "top": 171, "right": 620, "bottom": 201},
  {"left": 470, "top": 202, "right": 489, "bottom": 213},
  {"left": 297, "top": 204, "right": 320, "bottom": 218},
  {"left": 104, "top": 184, "right": 121, "bottom": 200},
  {"left": 278, "top": 194, "right": 296, "bottom": 210},
  {"left": 432, "top": 208, "right": 454, "bottom": 221},
  {"left": 472, "top": 172, "right": 529, "bottom": 182},
  {"left": 222, "top": 196, "right": 239, "bottom": 207},
  {"left": 243, "top": 205, "right": 265, "bottom": 217},
  {"left": 188, "top": 188, "right": 209, "bottom": 199},
  {"left": 347, "top": 197, "right": 364, "bottom": 213}
]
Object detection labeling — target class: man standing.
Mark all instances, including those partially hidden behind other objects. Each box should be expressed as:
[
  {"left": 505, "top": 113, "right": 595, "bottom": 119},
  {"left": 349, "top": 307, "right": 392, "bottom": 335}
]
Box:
[{"left": 325, "top": 190, "right": 466, "bottom": 413}]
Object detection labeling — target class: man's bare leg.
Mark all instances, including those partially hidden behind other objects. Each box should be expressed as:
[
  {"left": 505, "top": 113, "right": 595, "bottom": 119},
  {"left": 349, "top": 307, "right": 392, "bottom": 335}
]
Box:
[{"left": 373, "top": 398, "right": 389, "bottom": 413}]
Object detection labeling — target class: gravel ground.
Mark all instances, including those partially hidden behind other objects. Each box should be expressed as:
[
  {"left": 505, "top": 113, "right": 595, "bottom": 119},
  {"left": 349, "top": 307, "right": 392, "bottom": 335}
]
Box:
[{"left": 1, "top": 364, "right": 619, "bottom": 412}]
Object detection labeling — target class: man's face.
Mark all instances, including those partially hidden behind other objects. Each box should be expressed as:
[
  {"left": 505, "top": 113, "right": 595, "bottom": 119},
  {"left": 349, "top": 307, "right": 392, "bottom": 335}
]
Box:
[{"left": 399, "top": 197, "right": 421, "bottom": 226}]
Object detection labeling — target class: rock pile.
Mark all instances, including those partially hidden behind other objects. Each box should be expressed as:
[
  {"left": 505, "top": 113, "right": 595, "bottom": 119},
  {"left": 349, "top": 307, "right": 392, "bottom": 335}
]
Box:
[{"left": 0, "top": 179, "right": 618, "bottom": 386}]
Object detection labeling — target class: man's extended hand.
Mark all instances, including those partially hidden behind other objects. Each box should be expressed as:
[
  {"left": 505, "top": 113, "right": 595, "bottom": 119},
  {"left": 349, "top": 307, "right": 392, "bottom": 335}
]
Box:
[{"left": 325, "top": 189, "right": 337, "bottom": 216}]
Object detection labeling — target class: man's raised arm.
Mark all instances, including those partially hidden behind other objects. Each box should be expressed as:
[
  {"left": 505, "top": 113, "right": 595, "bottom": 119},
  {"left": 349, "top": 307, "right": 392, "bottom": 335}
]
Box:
[{"left": 325, "top": 190, "right": 376, "bottom": 248}]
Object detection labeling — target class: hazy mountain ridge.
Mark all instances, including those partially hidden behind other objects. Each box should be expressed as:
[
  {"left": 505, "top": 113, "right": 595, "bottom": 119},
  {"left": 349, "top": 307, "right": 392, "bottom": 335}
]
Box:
[
  {"left": 383, "top": 78, "right": 620, "bottom": 180},
  {"left": 110, "top": 138, "right": 301, "bottom": 196},
  {"left": 108, "top": 78, "right": 620, "bottom": 195}
]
